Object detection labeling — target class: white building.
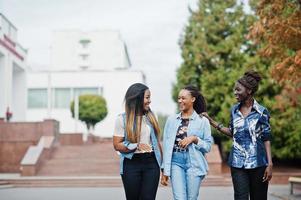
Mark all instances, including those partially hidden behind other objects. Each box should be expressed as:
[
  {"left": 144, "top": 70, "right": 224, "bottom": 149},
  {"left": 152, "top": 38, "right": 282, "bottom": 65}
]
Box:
[
  {"left": 27, "top": 31, "right": 145, "bottom": 137},
  {"left": 51, "top": 30, "right": 131, "bottom": 71},
  {"left": 0, "top": 13, "right": 28, "bottom": 121}
]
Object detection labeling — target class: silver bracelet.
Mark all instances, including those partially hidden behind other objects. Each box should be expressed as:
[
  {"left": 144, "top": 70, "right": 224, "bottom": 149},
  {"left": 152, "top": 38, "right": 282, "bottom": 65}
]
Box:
[{"left": 217, "top": 123, "right": 224, "bottom": 130}]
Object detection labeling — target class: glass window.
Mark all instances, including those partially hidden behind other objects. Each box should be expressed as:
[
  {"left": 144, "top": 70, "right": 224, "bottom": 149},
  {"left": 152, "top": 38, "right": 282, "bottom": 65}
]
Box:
[
  {"left": 74, "top": 88, "right": 98, "bottom": 97},
  {"left": 54, "top": 88, "right": 71, "bottom": 108},
  {"left": 28, "top": 89, "right": 47, "bottom": 108}
]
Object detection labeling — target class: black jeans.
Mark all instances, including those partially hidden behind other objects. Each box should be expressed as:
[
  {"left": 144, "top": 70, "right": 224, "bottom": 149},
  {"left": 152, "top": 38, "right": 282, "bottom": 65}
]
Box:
[
  {"left": 231, "top": 166, "right": 269, "bottom": 200},
  {"left": 121, "top": 152, "right": 160, "bottom": 200}
]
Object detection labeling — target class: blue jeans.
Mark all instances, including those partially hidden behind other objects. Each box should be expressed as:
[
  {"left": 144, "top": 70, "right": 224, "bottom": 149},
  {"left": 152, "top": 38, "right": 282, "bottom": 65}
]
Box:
[{"left": 170, "top": 151, "right": 205, "bottom": 200}]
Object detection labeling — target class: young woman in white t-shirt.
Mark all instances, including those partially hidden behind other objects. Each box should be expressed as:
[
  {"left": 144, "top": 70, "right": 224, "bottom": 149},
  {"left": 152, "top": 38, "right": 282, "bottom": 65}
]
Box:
[{"left": 113, "top": 83, "right": 162, "bottom": 200}]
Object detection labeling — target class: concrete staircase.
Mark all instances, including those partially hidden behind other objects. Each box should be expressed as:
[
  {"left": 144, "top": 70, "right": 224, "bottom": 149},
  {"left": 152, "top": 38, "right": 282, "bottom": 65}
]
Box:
[
  {"left": 4, "top": 137, "right": 298, "bottom": 187},
  {"left": 0, "top": 180, "right": 13, "bottom": 189},
  {"left": 36, "top": 143, "right": 120, "bottom": 176},
  {"left": 1, "top": 138, "right": 232, "bottom": 187}
]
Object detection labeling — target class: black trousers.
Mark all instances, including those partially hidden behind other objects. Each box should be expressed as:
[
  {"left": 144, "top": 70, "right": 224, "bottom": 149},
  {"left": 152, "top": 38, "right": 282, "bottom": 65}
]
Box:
[
  {"left": 231, "top": 166, "right": 269, "bottom": 200},
  {"left": 121, "top": 152, "right": 160, "bottom": 200}
]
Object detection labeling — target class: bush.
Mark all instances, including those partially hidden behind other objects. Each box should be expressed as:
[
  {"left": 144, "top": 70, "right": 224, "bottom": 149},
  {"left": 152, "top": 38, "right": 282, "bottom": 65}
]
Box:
[{"left": 70, "top": 94, "right": 108, "bottom": 131}]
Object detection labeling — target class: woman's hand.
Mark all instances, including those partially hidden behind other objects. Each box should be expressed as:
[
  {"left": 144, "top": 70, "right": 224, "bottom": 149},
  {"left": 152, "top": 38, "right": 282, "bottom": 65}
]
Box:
[
  {"left": 262, "top": 164, "right": 273, "bottom": 182},
  {"left": 202, "top": 112, "right": 233, "bottom": 138},
  {"left": 178, "top": 136, "right": 197, "bottom": 149},
  {"left": 161, "top": 175, "right": 169, "bottom": 186},
  {"left": 137, "top": 143, "right": 152, "bottom": 153}
]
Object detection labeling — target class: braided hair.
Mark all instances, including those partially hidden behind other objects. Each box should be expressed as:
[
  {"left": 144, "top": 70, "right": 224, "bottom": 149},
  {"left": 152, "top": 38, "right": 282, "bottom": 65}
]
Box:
[{"left": 237, "top": 70, "right": 262, "bottom": 95}]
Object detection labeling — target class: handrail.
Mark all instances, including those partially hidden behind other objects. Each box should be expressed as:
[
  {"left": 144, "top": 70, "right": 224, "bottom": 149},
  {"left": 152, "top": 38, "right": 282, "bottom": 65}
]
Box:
[{"left": 21, "top": 136, "right": 54, "bottom": 165}]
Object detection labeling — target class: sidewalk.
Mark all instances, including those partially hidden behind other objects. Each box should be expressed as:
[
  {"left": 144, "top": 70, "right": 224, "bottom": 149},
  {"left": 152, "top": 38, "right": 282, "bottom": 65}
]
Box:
[{"left": 0, "top": 185, "right": 300, "bottom": 200}]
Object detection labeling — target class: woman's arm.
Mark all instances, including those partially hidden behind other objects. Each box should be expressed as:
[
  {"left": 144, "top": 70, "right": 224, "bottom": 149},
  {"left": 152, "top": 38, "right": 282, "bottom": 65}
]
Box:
[
  {"left": 202, "top": 112, "right": 232, "bottom": 138},
  {"left": 264, "top": 141, "right": 273, "bottom": 166},
  {"left": 113, "top": 136, "right": 135, "bottom": 153},
  {"left": 261, "top": 109, "right": 272, "bottom": 182},
  {"left": 263, "top": 140, "right": 273, "bottom": 182},
  {"left": 160, "top": 174, "right": 169, "bottom": 186},
  {"left": 113, "top": 136, "right": 152, "bottom": 153},
  {"left": 113, "top": 115, "right": 139, "bottom": 153},
  {"left": 178, "top": 118, "right": 212, "bottom": 153}
]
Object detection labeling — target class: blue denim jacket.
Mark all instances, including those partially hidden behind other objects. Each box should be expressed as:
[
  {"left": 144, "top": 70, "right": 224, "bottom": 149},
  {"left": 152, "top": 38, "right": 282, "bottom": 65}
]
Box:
[
  {"left": 228, "top": 99, "right": 271, "bottom": 169},
  {"left": 162, "top": 111, "right": 212, "bottom": 177},
  {"left": 117, "top": 113, "right": 162, "bottom": 175}
]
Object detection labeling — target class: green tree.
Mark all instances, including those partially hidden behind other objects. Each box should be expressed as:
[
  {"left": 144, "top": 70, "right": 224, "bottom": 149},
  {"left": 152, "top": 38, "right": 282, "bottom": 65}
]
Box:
[
  {"left": 70, "top": 94, "right": 108, "bottom": 132},
  {"left": 174, "top": 0, "right": 301, "bottom": 160},
  {"left": 173, "top": 0, "right": 280, "bottom": 157}
]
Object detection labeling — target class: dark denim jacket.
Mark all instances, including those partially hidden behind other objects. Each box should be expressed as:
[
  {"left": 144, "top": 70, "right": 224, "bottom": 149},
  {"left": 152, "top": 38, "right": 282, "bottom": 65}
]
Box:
[{"left": 228, "top": 100, "right": 271, "bottom": 169}]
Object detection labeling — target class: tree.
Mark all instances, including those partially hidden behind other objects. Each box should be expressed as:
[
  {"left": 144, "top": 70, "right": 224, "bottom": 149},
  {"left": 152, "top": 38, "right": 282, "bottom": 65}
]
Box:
[
  {"left": 70, "top": 94, "right": 108, "bottom": 133},
  {"left": 173, "top": 0, "right": 301, "bottom": 160},
  {"left": 174, "top": 0, "right": 301, "bottom": 160},
  {"left": 173, "top": 0, "right": 277, "bottom": 147},
  {"left": 248, "top": 0, "right": 301, "bottom": 159},
  {"left": 249, "top": 0, "right": 301, "bottom": 87}
]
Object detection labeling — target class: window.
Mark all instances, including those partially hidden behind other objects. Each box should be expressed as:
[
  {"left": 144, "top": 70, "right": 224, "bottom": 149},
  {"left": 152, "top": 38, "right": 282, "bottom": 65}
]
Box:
[
  {"left": 28, "top": 87, "right": 101, "bottom": 109},
  {"left": 54, "top": 88, "right": 71, "bottom": 108},
  {"left": 74, "top": 88, "right": 98, "bottom": 97},
  {"left": 28, "top": 89, "right": 47, "bottom": 108}
]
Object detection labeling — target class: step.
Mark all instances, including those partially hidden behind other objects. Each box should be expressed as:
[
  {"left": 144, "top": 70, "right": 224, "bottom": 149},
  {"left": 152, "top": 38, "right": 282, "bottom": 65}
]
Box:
[
  {"left": 4, "top": 173, "right": 292, "bottom": 187},
  {"left": 0, "top": 181, "right": 9, "bottom": 185},
  {"left": 4, "top": 176, "right": 123, "bottom": 187},
  {"left": 0, "top": 181, "right": 14, "bottom": 189},
  {"left": 37, "top": 160, "right": 120, "bottom": 176},
  {"left": 2, "top": 175, "right": 233, "bottom": 187},
  {"left": 0, "top": 184, "right": 14, "bottom": 189},
  {"left": 36, "top": 143, "right": 120, "bottom": 176}
]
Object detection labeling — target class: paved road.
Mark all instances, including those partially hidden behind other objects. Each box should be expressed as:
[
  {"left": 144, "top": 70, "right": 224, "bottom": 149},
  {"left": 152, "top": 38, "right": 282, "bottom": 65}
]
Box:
[{"left": 0, "top": 185, "right": 300, "bottom": 200}]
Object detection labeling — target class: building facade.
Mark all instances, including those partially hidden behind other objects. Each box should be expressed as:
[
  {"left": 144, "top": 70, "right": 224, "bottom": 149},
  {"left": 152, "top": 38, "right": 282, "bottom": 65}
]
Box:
[
  {"left": 27, "top": 31, "right": 145, "bottom": 137},
  {"left": 50, "top": 30, "right": 131, "bottom": 71},
  {"left": 0, "top": 13, "right": 28, "bottom": 121}
]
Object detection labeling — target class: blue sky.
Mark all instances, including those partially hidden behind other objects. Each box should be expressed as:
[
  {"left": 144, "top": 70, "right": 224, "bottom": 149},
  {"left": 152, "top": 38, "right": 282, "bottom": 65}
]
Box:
[{"left": 1, "top": 0, "right": 199, "bottom": 115}]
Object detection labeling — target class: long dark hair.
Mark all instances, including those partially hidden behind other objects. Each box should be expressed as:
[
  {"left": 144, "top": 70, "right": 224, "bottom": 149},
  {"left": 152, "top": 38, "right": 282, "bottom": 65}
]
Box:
[
  {"left": 124, "top": 83, "right": 160, "bottom": 143},
  {"left": 183, "top": 85, "right": 207, "bottom": 114}
]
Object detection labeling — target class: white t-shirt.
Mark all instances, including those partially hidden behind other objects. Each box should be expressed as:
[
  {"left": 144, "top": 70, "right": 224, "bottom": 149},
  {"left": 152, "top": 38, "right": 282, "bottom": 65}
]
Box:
[{"left": 113, "top": 114, "right": 152, "bottom": 153}]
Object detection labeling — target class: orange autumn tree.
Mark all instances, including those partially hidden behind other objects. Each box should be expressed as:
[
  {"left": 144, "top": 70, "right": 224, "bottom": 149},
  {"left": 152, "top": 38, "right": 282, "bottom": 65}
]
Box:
[
  {"left": 248, "top": 0, "right": 301, "bottom": 108},
  {"left": 249, "top": 0, "right": 301, "bottom": 159}
]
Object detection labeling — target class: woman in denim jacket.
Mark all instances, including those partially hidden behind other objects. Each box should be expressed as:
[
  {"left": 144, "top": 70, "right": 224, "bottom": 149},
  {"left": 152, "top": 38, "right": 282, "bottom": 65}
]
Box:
[
  {"left": 161, "top": 85, "right": 212, "bottom": 200},
  {"left": 113, "top": 83, "right": 162, "bottom": 200},
  {"left": 203, "top": 71, "right": 273, "bottom": 200}
]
